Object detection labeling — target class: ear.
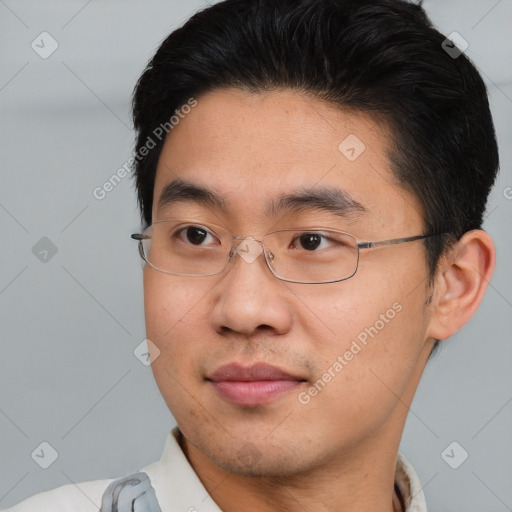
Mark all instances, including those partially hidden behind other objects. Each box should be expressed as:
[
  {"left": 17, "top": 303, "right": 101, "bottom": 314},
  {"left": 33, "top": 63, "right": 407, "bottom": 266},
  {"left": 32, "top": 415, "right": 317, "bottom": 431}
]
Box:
[{"left": 426, "top": 230, "right": 496, "bottom": 341}]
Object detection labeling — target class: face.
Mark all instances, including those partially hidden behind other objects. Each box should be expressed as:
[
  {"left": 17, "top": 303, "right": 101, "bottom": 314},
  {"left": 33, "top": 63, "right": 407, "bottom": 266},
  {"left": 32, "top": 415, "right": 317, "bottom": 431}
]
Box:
[{"left": 144, "top": 88, "right": 436, "bottom": 477}]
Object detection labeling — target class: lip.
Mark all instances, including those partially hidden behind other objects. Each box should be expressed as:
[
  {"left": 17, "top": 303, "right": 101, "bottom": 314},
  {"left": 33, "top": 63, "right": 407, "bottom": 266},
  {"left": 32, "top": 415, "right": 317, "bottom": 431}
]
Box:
[{"left": 207, "top": 363, "right": 306, "bottom": 406}]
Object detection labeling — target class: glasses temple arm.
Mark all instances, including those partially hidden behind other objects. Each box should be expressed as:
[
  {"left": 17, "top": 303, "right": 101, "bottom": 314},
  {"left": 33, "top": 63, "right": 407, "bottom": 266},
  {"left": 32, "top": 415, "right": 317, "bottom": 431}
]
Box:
[{"left": 358, "top": 233, "right": 445, "bottom": 250}]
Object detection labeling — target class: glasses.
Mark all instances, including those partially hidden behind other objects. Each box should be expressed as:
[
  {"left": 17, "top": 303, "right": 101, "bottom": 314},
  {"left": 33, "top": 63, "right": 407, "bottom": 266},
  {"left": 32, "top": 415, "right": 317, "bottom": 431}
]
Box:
[{"left": 131, "top": 218, "right": 443, "bottom": 285}]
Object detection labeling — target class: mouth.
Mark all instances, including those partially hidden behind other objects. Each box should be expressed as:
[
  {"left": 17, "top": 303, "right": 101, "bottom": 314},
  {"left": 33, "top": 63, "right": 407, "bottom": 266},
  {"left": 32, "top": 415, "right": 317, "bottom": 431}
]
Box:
[{"left": 206, "top": 363, "right": 307, "bottom": 407}]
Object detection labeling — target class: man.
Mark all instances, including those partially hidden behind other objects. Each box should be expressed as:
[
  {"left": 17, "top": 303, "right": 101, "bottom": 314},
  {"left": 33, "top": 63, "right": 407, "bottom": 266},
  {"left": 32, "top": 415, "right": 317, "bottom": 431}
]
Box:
[{"left": 7, "top": 0, "right": 499, "bottom": 510}]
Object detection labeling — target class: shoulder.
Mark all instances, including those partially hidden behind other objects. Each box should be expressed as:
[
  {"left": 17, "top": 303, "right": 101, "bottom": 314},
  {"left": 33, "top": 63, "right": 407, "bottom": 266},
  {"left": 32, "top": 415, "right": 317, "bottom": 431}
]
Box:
[{"left": 5, "top": 477, "right": 116, "bottom": 512}]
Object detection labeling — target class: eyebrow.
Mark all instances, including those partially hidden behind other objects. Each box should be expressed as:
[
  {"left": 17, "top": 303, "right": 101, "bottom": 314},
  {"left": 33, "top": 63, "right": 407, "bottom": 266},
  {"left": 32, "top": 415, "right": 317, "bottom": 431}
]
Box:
[{"left": 157, "top": 178, "right": 367, "bottom": 220}]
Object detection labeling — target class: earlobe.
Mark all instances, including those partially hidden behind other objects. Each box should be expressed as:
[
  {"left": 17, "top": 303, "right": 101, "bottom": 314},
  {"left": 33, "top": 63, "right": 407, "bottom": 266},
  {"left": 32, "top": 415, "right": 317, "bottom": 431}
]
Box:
[{"left": 426, "top": 230, "right": 496, "bottom": 341}]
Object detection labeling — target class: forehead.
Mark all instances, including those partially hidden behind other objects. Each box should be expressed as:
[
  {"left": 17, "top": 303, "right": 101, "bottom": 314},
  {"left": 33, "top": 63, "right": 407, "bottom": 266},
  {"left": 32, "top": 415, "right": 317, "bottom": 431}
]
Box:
[{"left": 152, "top": 87, "right": 424, "bottom": 234}]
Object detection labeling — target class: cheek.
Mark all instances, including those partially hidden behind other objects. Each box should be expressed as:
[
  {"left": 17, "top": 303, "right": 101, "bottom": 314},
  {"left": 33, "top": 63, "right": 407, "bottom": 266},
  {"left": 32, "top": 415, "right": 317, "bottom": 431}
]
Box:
[
  {"left": 143, "top": 270, "right": 212, "bottom": 387},
  {"left": 292, "top": 264, "right": 428, "bottom": 415},
  {"left": 288, "top": 275, "right": 402, "bottom": 354},
  {"left": 144, "top": 269, "right": 208, "bottom": 339},
  {"left": 143, "top": 270, "right": 210, "bottom": 414}
]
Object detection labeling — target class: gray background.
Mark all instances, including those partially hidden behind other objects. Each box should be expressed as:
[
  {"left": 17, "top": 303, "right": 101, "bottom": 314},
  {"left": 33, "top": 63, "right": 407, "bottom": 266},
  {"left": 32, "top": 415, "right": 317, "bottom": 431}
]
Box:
[{"left": 0, "top": 0, "right": 511, "bottom": 510}]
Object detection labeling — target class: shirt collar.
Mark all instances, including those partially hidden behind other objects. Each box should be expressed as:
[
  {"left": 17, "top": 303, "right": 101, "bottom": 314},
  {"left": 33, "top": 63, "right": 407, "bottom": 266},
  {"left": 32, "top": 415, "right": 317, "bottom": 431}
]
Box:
[
  {"left": 395, "top": 452, "right": 428, "bottom": 511},
  {"left": 142, "top": 427, "right": 427, "bottom": 512},
  {"left": 142, "top": 427, "right": 222, "bottom": 512}
]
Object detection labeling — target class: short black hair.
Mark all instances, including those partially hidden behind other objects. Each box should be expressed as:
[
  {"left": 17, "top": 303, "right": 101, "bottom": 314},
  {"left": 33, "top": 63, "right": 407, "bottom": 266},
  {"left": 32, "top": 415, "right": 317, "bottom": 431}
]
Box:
[{"left": 132, "top": 0, "right": 499, "bottom": 281}]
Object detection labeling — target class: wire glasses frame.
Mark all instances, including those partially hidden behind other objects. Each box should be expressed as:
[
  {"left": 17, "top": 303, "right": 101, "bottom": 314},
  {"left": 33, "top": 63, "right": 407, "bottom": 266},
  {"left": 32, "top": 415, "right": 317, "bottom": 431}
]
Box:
[{"left": 131, "top": 219, "right": 445, "bottom": 285}]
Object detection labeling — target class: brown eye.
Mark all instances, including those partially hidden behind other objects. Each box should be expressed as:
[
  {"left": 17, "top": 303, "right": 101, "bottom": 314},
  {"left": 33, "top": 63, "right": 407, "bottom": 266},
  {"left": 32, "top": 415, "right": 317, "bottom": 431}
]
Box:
[
  {"left": 173, "top": 224, "right": 220, "bottom": 247},
  {"left": 298, "top": 233, "right": 322, "bottom": 251},
  {"left": 185, "top": 226, "right": 209, "bottom": 245}
]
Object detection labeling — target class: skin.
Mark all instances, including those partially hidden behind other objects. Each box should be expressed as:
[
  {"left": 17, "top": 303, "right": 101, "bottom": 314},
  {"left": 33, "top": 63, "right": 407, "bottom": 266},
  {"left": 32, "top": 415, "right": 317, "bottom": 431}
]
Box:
[{"left": 143, "top": 88, "right": 495, "bottom": 512}]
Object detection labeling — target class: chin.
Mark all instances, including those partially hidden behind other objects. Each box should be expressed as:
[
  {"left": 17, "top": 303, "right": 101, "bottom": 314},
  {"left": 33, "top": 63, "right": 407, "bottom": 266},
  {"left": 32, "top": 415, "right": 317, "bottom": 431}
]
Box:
[
  {"left": 191, "top": 430, "right": 327, "bottom": 478},
  {"left": 211, "top": 450, "right": 313, "bottom": 478}
]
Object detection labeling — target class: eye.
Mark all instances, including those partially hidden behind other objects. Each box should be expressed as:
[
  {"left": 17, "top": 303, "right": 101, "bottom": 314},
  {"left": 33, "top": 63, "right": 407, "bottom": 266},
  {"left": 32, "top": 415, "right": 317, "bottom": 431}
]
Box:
[
  {"left": 175, "top": 225, "right": 219, "bottom": 246},
  {"left": 291, "top": 232, "right": 336, "bottom": 251}
]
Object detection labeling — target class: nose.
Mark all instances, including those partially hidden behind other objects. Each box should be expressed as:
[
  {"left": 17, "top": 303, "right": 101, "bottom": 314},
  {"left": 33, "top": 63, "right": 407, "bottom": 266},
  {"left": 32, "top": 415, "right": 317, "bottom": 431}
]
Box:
[
  {"left": 232, "top": 237, "right": 267, "bottom": 264},
  {"left": 209, "top": 237, "right": 292, "bottom": 337}
]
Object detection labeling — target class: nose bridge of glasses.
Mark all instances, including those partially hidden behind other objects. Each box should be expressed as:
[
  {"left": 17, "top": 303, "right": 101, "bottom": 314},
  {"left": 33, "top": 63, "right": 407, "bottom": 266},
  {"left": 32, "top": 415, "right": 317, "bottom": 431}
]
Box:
[{"left": 232, "top": 237, "right": 265, "bottom": 264}]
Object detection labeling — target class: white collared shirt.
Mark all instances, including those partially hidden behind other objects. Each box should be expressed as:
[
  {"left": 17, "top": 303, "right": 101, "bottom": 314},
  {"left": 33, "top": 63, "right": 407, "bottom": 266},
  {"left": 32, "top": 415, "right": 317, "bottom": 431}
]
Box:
[{"left": 5, "top": 427, "right": 427, "bottom": 511}]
